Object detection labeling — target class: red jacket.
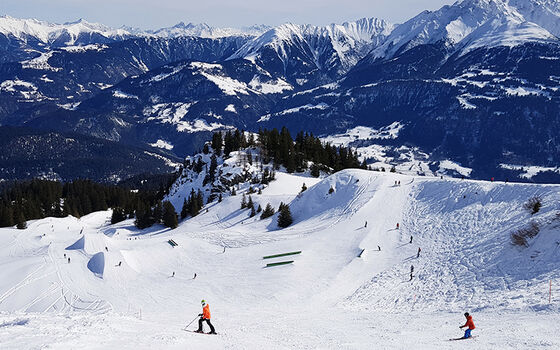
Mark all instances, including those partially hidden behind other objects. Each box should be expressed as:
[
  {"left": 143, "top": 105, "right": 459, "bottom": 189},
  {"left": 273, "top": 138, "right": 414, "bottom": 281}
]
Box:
[
  {"left": 462, "top": 315, "right": 475, "bottom": 330},
  {"left": 202, "top": 304, "right": 211, "bottom": 319}
]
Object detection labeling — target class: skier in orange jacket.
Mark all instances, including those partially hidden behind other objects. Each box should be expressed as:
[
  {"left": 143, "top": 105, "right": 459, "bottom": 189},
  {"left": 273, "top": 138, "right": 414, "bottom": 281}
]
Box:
[
  {"left": 196, "top": 299, "right": 216, "bottom": 334},
  {"left": 459, "top": 312, "right": 475, "bottom": 338}
]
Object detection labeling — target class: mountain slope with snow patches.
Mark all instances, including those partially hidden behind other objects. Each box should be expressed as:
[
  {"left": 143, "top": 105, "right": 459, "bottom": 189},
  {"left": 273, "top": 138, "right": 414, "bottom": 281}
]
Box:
[
  {"left": 0, "top": 169, "right": 558, "bottom": 348},
  {"left": 230, "top": 18, "right": 394, "bottom": 81}
]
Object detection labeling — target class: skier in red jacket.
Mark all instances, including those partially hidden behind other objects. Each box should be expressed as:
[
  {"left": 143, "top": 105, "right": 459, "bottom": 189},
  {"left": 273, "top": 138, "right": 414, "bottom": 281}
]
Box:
[
  {"left": 196, "top": 299, "right": 216, "bottom": 334},
  {"left": 460, "top": 312, "right": 475, "bottom": 338}
]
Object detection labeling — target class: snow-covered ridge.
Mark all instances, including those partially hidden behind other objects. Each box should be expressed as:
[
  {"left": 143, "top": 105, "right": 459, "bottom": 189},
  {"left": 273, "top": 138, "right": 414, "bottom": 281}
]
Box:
[
  {"left": 0, "top": 15, "right": 269, "bottom": 45},
  {"left": 0, "top": 16, "right": 130, "bottom": 45},
  {"left": 147, "top": 22, "right": 270, "bottom": 39},
  {"left": 369, "top": 0, "right": 560, "bottom": 60},
  {"left": 321, "top": 123, "right": 404, "bottom": 146},
  {"left": 229, "top": 18, "right": 394, "bottom": 72}
]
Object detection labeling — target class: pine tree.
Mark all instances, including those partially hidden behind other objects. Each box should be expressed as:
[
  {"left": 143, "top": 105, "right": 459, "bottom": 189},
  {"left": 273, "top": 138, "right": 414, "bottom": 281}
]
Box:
[
  {"left": 209, "top": 154, "right": 218, "bottom": 182},
  {"left": 111, "top": 207, "right": 126, "bottom": 224},
  {"left": 241, "top": 193, "right": 247, "bottom": 209},
  {"left": 181, "top": 198, "right": 188, "bottom": 220},
  {"left": 188, "top": 189, "right": 200, "bottom": 217},
  {"left": 277, "top": 202, "right": 293, "bottom": 228},
  {"left": 260, "top": 203, "right": 275, "bottom": 220},
  {"left": 0, "top": 205, "right": 14, "bottom": 227},
  {"left": 250, "top": 206, "right": 256, "bottom": 217},
  {"left": 310, "top": 164, "right": 320, "bottom": 177},
  {"left": 153, "top": 201, "right": 163, "bottom": 223},
  {"left": 211, "top": 132, "right": 223, "bottom": 156},
  {"left": 247, "top": 195, "right": 254, "bottom": 210},
  {"left": 162, "top": 201, "right": 178, "bottom": 229},
  {"left": 135, "top": 202, "right": 154, "bottom": 229},
  {"left": 196, "top": 190, "right": 204, "bottom": 209},
  {"left": 257, "top": 204, "right": 262, "bottom": 213},
  {"left": 218, "top": 193, "right": 223, "bottom": 202},
  {"left": 361, "top": 159, "right": 368, "bottom": 169},
  {"left": 300, "top": 183, "right": 307, "bottom": 193}
]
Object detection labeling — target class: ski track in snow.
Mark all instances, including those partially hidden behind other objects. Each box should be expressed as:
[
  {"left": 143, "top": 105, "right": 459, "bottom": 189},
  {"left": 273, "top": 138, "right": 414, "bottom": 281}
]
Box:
[{"left": 0, "top": 170, "right": 559, "bottom": 349}]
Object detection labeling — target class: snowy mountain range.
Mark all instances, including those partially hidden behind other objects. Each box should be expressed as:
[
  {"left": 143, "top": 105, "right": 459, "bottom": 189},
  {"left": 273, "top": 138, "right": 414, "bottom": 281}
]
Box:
[
  {"left": 0, "top": 16, "right": 131, "bottom": 46},
  {"left": 1, "top": 0, "right": 560, "bottom": 182}
]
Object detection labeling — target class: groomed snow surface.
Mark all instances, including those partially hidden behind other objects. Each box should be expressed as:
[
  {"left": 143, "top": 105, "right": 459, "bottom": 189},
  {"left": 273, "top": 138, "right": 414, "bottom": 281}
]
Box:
[{"left": 0, "top": 170, "right": 559, "bottom": 349}]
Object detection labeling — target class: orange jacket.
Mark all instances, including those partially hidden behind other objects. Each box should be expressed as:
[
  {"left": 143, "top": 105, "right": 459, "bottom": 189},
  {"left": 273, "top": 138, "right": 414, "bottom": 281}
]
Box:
[
  {"left": 462, "top": 315, "right": 475, "bottom": 330},
  {"left": 202, "top": 304, "right": 211, "bottom": 319}
]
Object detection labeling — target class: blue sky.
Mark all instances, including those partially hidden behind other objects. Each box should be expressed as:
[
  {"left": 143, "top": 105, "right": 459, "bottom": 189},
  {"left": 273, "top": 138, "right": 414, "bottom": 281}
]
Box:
[{"left": 2, "top": 0, "right": 455, "bottom": 29}]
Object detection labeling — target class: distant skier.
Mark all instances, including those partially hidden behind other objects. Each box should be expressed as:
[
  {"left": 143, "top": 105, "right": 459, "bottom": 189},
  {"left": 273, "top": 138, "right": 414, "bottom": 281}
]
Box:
[
  {"left": 172, "top": 271, "right": 175, "bottom": 277},
  {"left": 459, "top": 312, "right": 475, "bottom": 338},
  {"left": 417, "top": 247, "right": 421, "bottom": 258},
  {"left": 410, "top": 235, "right": 413, "bottom": 244},
  {"left": 409, "top": 265, "right": 414, "bottom": 281},
  {"left": 64, "top": 253, "right": 66, "bottom": 258},
  {"left": 105, "top": 246, "right": 108, "bottom": 252},
  {"left": 364, "top": 221, "right": 368, "bottom": 228},
  {"left": 396, "top": 223, "right": 400, "bottom": 229},
  {"left": 118, "top": 261, "right": 122, "bottom": 267},
  {"left": 193, "top": 273, "right": 197, "bottom": 279},
  {"left": 68, "top": 257, "right": 71, "bottom": 263},
  {"left": 223, "top": 246, "right": 226, "bottom": 253},
  {"left": 398, "top": 181, "right": 400, "bottom": 186},
  {"left": 80, "top": 228, "right": 83, "bottom": 234},
  {"left": 378, "top": 245, "right": 381, "bottom": 251},
  {"left": 196, "top": 299, "right": 216, "bottom": 334}
]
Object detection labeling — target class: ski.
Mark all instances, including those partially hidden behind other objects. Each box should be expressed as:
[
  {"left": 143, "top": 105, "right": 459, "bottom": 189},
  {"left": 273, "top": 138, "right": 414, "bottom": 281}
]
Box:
[
  {"left": 184, "top": 330, "right": 218, "bottom": 335},
  {"left": 449, "top": 336, "right": 477, "bottom": 341}
]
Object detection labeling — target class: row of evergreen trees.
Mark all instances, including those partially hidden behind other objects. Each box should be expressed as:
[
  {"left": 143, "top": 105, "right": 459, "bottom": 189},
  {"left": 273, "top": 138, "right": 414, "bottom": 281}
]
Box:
[
  {"left": 0, "top": 179, "right": 159, "bottom": 228},
  {"left": 130, "top": 200, "right": 178, "bottom": 229},
  {"left": 207, "top": 127, "right": 365, "bottom": 175}
]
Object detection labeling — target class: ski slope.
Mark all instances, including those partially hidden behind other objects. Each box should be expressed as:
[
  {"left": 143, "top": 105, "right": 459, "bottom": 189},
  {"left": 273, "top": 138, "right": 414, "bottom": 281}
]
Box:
[{"left": 0, "top": 170, "right": 559, "bottom": 349}]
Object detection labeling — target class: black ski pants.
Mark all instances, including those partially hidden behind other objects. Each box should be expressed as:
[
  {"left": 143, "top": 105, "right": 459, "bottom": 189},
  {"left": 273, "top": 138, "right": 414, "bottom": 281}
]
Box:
[{"left": 197, "top": 318, "right": 215, "bottom": 333}]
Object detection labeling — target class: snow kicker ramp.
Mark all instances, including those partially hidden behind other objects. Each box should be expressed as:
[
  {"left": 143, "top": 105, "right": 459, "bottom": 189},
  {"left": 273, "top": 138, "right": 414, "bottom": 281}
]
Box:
[
  {"left": 87, "top": 252, "right": 105, "bottom": 278},
  {"left": 65, "top": 236, "right": 85, "bottom": 250}
]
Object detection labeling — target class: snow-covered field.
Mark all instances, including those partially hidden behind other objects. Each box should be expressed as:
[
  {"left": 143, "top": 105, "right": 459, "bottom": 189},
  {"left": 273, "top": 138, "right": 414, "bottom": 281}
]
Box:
[{"left": 1, "top": 170, "right": 559, "bottom": 349}]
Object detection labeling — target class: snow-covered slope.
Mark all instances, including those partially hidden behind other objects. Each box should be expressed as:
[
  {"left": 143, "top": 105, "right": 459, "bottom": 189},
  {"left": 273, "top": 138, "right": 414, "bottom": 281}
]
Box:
[{"left": 1, "top": 170, "right": 559, "bottom": 348}]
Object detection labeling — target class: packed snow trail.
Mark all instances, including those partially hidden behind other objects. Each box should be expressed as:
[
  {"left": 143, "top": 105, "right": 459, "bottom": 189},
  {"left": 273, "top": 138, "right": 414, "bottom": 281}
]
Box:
[{"left": 1, "top": 170, "right": 559, "bottom": 349}]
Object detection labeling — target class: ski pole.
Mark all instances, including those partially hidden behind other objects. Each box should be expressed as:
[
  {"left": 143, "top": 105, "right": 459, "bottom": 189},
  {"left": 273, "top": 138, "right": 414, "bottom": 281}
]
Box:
[{"left": 183, "top": 315, "right": 199, "bottom": 330}]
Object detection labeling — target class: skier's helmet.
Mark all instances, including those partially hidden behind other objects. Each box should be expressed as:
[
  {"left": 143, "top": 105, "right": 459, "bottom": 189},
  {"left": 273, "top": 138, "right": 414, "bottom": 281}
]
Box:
[
  {"left": 464, "top": 312, "right": 469, "bottom": 317},
  {"left": 201, "top": 299, "right": 206, "bottom": 306}
]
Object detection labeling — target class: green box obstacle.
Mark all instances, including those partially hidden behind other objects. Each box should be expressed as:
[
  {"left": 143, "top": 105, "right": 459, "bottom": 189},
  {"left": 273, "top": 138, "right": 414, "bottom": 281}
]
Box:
[
  {"left": 263, "top": 251, "right": 301, "bottom": 259},
  {"left": 266, "top": 260, "right": 294, "bottom": 267}
]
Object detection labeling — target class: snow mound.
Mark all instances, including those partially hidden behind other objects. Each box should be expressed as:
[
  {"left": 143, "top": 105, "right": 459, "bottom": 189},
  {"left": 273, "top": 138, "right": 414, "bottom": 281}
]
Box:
[
  {"left": 65, "top": 236, "right": 85, "bottom": 250},
  {"left": 290, "top": 170, "right": 375, "bottom": 224},
  {"left": 87, "top": 252, "right": 105, "bottom": 278}
]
